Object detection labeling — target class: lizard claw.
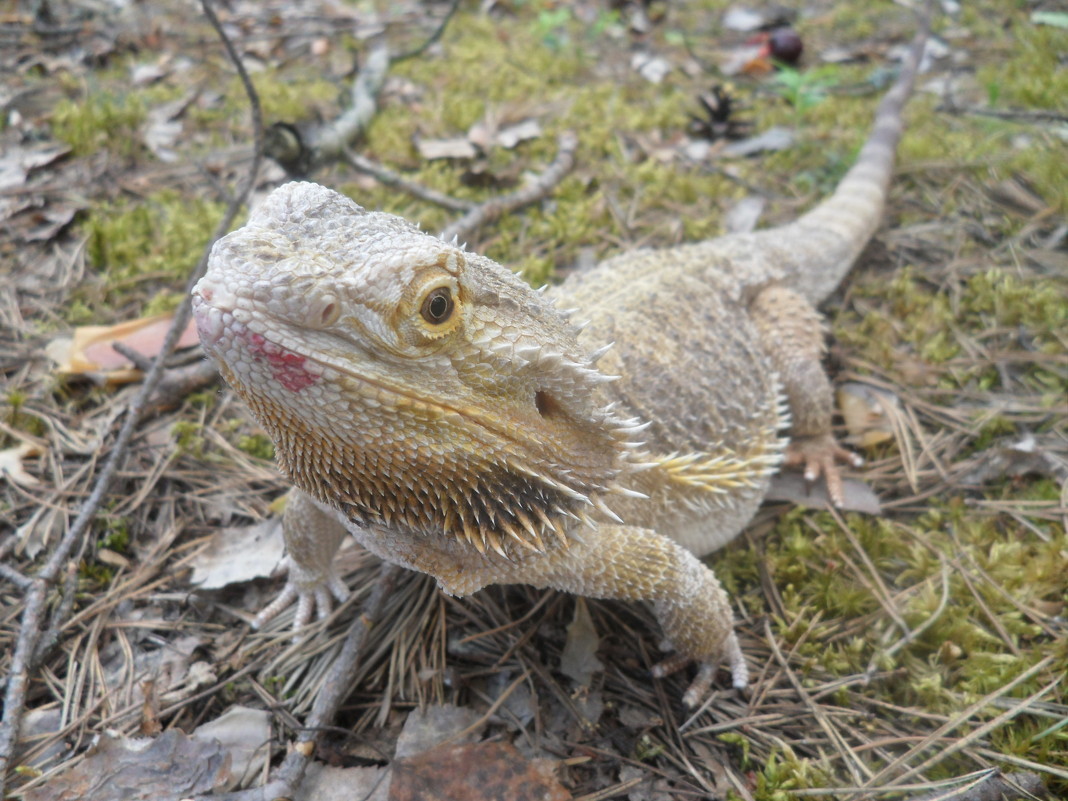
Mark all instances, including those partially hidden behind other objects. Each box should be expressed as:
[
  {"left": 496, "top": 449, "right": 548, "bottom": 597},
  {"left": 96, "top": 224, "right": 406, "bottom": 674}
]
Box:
[
  {"left": 651, "top": 631, "right": 748, "bottom": 707},
  {"left": 783, "top": 433, "right": 863, "bottom": 508},
  {"left": 252, "top": 555, "right": 351, "bottom": 637}
]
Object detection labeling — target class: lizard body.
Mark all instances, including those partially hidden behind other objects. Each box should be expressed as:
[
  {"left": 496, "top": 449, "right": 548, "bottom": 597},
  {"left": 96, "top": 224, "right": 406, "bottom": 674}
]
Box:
[{"left": 193, "top": 18, "right": 927, "bottom": 705}]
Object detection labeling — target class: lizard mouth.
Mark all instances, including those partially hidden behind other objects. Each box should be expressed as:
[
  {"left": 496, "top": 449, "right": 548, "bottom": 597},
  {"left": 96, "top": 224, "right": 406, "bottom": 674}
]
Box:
[{"left": 191, "top": 291, "right": 227, "bottom": 347}]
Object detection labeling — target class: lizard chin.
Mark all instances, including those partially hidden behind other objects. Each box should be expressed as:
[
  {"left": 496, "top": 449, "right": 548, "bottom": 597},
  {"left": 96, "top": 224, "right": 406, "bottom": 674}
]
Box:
[{"left": 241, "top": 374, "right": 634, "bottom": 559}]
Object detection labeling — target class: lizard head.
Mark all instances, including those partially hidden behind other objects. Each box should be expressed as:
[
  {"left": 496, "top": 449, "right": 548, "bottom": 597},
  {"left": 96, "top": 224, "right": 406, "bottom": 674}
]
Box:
[{"left": 193, "top": 182, "right": 640, "bottom": 557}]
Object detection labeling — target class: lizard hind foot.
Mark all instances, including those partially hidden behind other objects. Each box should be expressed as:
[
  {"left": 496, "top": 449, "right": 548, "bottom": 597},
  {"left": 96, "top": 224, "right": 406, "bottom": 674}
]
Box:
[
  {"left": 651, "top": 631, "right": 749, "bottom": 707},
  {"left": 783, "top": 433, "right": 863, "bottom": 508}
]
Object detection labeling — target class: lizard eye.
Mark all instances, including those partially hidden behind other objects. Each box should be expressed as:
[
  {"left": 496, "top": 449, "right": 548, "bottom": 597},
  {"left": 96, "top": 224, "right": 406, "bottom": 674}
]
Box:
[{"left": 420, "top": 287, "right": 454, "bottom": 325}]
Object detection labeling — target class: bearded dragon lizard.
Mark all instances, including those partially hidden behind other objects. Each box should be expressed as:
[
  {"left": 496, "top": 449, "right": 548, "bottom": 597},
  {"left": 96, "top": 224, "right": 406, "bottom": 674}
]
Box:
[{"left": 192, "top": 18, "right": 928, "bottom": 705}]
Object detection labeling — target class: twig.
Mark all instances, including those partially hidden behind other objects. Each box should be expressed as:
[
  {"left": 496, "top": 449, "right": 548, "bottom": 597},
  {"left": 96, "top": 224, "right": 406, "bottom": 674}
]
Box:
[
  {"left": 267, "top": 0, "right": 463, "bottom": 176},
  {"left": 145, "top": 359, "right": 219, "bottom": 413},
  {"left": 937, "top": 103, "right": 1068, "bottom": 124},
  {"left": 266, "top": 44, "right": 390, "bottom": 176},
  {"left": 440, "top": 132, "right": 578, "bottom": 244},
  {"left": 0, "top": 0, "right": 264, "bottom": 793},
  {"left": 312, "top": 44, "right": 391, "bottom": 163},
  {"left": 108, "top": 343, "right": 218, "bottom": 412},
  {"left": 392, "top": 0, "right": 462, "bottom": 62},
  {"left": 343, "top": 149, "right": 473, "bottom": 211},
  {"left": 200, "top": 563, "right": 401, "bottom": 801}
]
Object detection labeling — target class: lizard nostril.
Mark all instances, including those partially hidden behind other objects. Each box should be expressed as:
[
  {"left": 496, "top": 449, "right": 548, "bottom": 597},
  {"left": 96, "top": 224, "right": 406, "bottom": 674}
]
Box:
[{"left": 320, "top": 301, "right": 338, "bottom": 326}]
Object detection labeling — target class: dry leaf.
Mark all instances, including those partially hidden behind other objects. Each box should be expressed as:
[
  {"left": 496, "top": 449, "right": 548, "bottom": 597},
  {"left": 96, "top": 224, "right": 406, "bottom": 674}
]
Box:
[
  {"left": 495, "top": 119, "right": 541, "bottom": 149},
  {"left": 560, "top": 598, "right": 603, "bottom": 688},
  {"left": 22, "top": 729, "right": 230, "bottom": 801},
  {"left": 390, "top": 742, "right": 570, "bottom": 801},
  {"left": 142, "top": 92, "right": 197, "bottom": 163},
  {"left": 959, "top": 434, "right": 1068, "bottom": 485},
  {"left": 416, "top": 137, "right": 478, "bottom": 161},
  {"left": 723, "top": 195, "right": 766, "bottom": 233},
  {"left": 722, "top": 6, "right": 767, "bottom": 31},
  {"left": 631, "top": 52, "right": 671, "bottom": 84},
  {"left": 47, "top": 314, "right": 200, "bottom": 386},
  {"left": 838, "top": 382, "right": 898, "bottom": 447},
  {"left": 0, "top": 442, "right": 43, "bottom": 488},
  {"left": 394, "top": 704, "right": 482, "bottom": 758},
  {"left": 721, "top": 126, "right": 794, "bottom": 157},
  {"left": 719, "top": 44, "right": 771, "bottom": 76},
  {"left": 0, "top": 142, "right": 70, "bottom": 192},
  {"left": 191, "top": 707, "right": 271, "bottom": 791},
  {"left": 189, "top": 518, "right": 285, "bottom": 590},
  {"left": 297, "top": 763, "right": 391, "bottom": 801},
  {"left": 767, "top": 472, "right": 882, "bottom": 515}
]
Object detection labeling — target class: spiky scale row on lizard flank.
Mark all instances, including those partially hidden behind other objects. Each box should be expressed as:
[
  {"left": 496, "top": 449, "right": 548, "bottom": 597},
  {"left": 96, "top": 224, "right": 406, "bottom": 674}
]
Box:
[{"left": 193, "top": 13, "right": 928, "bottom": 705}]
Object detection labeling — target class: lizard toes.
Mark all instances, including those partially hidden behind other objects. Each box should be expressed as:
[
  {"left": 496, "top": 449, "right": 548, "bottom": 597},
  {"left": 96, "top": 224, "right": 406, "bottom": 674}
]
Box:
[{"left": 785, "top": 434, "right": 860, "bottom": 507}]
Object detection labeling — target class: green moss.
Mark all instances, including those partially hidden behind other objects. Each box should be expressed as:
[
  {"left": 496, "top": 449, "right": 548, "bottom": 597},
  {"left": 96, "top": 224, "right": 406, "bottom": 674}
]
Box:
[
  {"left": 3, "top": 390, "right": 47, "bottom": 444},
  {"left": 52, "top": 93, "right": 146, "bottom": 158},
  {"left": 171, "top": 420, "right": 206, "bottom": 457},
  {"left": 976, "top": 20, "right": 1068, "bottom": 110},
  {"left": 71, "top": 191, "right": 227, "bottom": 321},
  {"left": 248, "top": 72, "right": 339, "bottom": 123},
  {"left": 972, "top": 415, "right": 1017, "bottom": 450},
  {"left": 753, "top": 748, "right": 832, "bottom": 800},
  {"left": 835, "top": 263, "right": 1067, "bottom": 398},
  {"left": 718, "top": 489, "right": 1066, "bottom": 732},
  {"left": 237, "top": 434, "right": 275, "bottom": 461},
  {"left": 99, "top": 517, "right": 131, "bottom": 553}
]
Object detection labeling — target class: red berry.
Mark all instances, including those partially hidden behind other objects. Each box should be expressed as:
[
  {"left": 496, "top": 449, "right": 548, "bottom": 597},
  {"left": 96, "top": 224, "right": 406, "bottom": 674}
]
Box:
[{"left": 768, "top": 28, "right": 803, "bottom": 64}]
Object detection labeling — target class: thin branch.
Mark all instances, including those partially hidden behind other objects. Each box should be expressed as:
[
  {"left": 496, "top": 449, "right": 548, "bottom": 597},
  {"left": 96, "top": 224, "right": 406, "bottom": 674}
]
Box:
[
  {"left": 343, "top": 149, "right": 473, "bottom": 211},
  {"left": 440, "top": 132, "right": 578, "bottom": 244},
  {"left": 392, "top": 0, "right": 462, "bottom": 62},
  {"left": 200, "top": 563, "right": 401, "bottom": 801},
  {"left": 937, "top": 103, "right": 1068, "bottom": 124},
  {"left": 312, "top": 44, "right": 391, "bottom": 162},
  {"left": 0, "top": 0, "right": 264, "bottom": 792}
]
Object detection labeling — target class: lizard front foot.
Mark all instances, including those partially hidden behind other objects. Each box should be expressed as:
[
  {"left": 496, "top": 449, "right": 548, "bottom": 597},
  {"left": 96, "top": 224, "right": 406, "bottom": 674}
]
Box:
[
  {"left": 783, "top": 433, "right": 863, "bottom": 508},
  {"left": 252, "top": 554, "right": 351, "bottom": 633},
  {"left": 252, "top": 489, "right": 352, "bottom": 636}
]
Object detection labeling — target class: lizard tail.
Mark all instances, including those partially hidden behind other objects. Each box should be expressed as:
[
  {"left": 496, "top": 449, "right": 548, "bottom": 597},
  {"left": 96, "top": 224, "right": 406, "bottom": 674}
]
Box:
[{"left": 779, "top": 8, "right": 931, "bottom": 303}]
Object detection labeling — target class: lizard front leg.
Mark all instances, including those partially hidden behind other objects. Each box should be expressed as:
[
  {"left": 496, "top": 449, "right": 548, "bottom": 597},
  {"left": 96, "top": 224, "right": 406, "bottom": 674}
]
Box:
[
  {"left": 253, "top": 489, "right": 352, "bottom": 631},
  {"left": 749, "top": 284, "right": 862, "bottom": 506},
  {"left": 517, "top": 524, "right": 748, "bottom": 706}
]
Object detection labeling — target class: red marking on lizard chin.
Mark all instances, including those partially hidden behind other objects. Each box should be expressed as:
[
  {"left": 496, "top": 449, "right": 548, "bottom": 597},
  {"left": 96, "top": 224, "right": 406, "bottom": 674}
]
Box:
[{"left": 247, "top": 333, "right": 319, "bottom": 392}]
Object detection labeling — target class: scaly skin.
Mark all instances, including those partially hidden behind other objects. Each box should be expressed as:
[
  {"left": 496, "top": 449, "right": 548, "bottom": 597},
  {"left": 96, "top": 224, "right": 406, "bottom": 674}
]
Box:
[{"left": 192, "top": 20, "right": 927, "bottom": 705}]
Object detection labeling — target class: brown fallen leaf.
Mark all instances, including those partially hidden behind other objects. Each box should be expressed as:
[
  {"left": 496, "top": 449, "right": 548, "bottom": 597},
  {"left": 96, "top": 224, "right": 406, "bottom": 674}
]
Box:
[
  {"left": 560, "top": 598, "right": 603, "bottom": 688},
  {"left": 767, "top": 472, "right": 882, "bottom": 515},
  {"left": 390, "top": 742, "right": 570, "bottom": 801},
  {"left": 190, "top": 707, "right": 272, "bottom": 791},
  {"left": 22, "top": 729, "right": 230, "bottom": 801},
  {"left": 46, "top": 314, "right": 200, "bottom": 386}
]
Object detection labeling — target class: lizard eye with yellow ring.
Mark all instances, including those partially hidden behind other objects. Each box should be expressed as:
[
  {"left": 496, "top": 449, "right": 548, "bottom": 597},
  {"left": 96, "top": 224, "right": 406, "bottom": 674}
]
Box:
[{"left": 420, "top": 287, "right": 454, "bottom": 325}]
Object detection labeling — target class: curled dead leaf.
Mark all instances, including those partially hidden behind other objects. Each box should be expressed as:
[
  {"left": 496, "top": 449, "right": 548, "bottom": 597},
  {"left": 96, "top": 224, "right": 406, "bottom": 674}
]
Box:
[
  {"left": 47, "top": 314, "right": 200, "bottom": 386},
  {"left": 838, "top": 381, "right": 898, "bottom": 448}
]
